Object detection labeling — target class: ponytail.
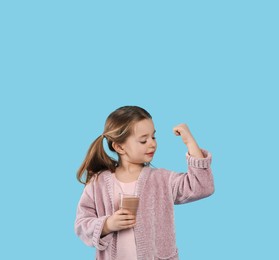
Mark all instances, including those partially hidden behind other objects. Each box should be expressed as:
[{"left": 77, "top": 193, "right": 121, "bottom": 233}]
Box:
[{"left": 77, "top": 135, "right": 117, "bottom": 184}]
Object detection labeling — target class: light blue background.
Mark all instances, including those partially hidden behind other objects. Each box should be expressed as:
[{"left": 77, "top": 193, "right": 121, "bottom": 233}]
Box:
[{"left": 1, "top": 1, "right": 278, "bottom": 259}]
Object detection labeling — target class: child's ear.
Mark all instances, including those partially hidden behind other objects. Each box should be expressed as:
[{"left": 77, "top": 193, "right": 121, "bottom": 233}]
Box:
[{"left": 112, "top": 142, "right": 125, "bottom": 154}]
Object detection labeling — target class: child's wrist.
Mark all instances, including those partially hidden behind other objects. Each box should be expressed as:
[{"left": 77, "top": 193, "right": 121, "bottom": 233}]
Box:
[{"left": 101, "top": 218, "right": 111, "bottom": 236}]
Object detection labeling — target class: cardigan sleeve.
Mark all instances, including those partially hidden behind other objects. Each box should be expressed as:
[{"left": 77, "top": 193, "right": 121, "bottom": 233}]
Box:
[
  {"left": 74, "top": 182, "right": 113, "bottom": 250},
  {"left": 170, "top": 149, "right": 215, "bottom": 204}
]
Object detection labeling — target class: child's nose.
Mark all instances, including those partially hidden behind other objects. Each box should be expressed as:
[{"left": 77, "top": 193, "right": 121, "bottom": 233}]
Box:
[{"left": 149, "top": 138, "right": 156, "bottom": 147}]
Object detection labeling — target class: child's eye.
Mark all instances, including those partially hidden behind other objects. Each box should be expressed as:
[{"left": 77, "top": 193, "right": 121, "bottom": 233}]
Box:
[
  {"left": 152, "top": 136, "right": 156, "bottom": 140},
  {"left": 140, "top": 141, "right": 147, "bottom": 144}
]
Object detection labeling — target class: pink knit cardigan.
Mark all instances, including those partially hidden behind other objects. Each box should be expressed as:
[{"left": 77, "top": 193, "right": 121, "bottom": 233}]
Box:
[{"left": 75, "top": 149, "right": 214, "bottom": 260}]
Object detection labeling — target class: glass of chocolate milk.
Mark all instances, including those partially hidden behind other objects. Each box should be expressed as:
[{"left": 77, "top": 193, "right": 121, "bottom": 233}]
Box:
[{"left": 119, "top": 194, "right": 139, "bottom": 215}]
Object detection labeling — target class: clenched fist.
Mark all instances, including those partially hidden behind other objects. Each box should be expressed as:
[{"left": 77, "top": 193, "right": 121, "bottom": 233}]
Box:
[{"left": 173, "top": 123, "right": 204, "bottom": 158}]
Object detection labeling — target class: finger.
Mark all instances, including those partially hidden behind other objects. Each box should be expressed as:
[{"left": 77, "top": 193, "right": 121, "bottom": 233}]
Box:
[
  {"left": 119, "top": 214, "right": 136, "bottom": 221},
  {"left": 122, "top": 219, "right": 136, "bottom": 225},
  {"left": 173, "top": 129, "right": 181, "bottom": 136},
  {"left": 119, "top": 224, "right": 136, "bottom": 231},
  {"left": 175, "top": 130, "right": 180, "bottom": 136},
  {"left": 115, "top": 209, "right": 130, "bottom": 215},
  {"left": 119, "top": 208, "right": 134, "bottom": 216},
  {"left": 119, "top": 219, "right": 136, "bottom": 228},
  {"left": 173, "top": 126, "right": 181, "bottom": 134},
  {"left": 123, "top": 223, "right": 136, "bottom": 229}
]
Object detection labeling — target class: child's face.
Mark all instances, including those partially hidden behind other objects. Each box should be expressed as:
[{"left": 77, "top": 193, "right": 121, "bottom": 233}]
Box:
[{"left": 121, "top": 119, "right": 157, "bottom": 164}]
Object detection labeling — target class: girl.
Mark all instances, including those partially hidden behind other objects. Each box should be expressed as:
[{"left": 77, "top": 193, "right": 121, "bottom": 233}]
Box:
[{"left": 75, "top": 106, "right": 214, "bottom": 260}]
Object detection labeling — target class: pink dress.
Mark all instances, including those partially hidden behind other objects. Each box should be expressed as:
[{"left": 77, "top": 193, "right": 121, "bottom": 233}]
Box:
[{"left": 112, "top": 174, "right": 138, "bottom": 260}]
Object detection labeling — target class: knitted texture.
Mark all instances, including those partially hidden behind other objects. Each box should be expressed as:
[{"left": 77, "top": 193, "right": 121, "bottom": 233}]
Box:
[{"left": 75, "top": 149, "right": 214, "bottom": 260}]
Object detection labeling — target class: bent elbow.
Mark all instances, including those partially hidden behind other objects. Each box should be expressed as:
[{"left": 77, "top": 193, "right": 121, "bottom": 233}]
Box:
[{"left": 204, "top": 182, "right": 215, "bottom": 198}]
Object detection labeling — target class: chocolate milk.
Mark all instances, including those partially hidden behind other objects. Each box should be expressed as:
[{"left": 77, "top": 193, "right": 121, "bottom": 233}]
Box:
[{"left": 119, "top": 194, "right": 139, "bottom": 215}]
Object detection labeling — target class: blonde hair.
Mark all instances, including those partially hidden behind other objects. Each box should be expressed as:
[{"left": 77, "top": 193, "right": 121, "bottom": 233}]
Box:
[{"left": 77, "top": 106, "right": 152, "bottom": 184}]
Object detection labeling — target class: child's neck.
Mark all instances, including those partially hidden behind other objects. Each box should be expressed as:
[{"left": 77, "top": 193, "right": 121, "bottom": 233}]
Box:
[{"left": 114, "top": 163, "right": 143, "bottom": 183}]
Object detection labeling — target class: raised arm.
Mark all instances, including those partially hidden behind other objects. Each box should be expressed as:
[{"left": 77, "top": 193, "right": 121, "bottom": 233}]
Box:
[
  {"left": 171, "top": 124, "right": 214, "bottom": 203},
  {"left": 173, "top": 123, "right": 204, "bottom": 158}
]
